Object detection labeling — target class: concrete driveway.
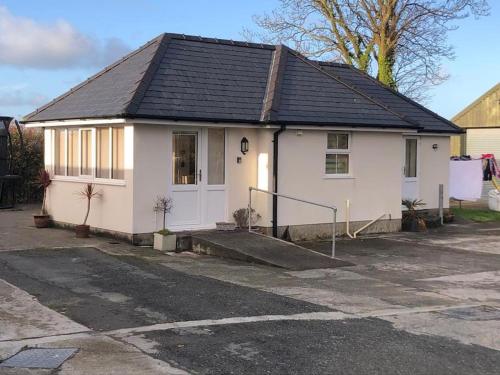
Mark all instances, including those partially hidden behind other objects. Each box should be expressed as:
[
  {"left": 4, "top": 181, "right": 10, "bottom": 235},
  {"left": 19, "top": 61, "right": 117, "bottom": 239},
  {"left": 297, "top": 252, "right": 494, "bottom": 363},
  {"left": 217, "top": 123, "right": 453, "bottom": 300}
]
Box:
[{"left": 1, "top": 206, "right": 500, "bottom": 374}]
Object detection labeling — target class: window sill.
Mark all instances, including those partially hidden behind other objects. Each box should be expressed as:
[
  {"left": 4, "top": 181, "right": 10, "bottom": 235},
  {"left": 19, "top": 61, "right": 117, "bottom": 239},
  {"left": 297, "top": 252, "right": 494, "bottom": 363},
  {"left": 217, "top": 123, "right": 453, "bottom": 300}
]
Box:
[
  {"left": 323, "top": 175, "right": 355, "bottom": 180},
  {"left": 52, "top": 176, "right": 126, "bottom": 186}
]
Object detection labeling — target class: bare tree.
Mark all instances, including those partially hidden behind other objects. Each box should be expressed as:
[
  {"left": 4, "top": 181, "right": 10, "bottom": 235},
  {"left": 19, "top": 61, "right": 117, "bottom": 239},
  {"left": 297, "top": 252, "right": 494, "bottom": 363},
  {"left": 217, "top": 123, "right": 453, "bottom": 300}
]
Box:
[{"left": 246, "top": 0, "right": 489, "bottom": 101}]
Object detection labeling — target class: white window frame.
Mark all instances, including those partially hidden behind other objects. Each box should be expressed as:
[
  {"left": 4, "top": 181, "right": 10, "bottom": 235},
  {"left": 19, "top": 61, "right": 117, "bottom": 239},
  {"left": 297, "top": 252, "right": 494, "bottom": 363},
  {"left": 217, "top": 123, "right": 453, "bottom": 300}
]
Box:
[
  {"left": 50, "top": 126, "right": 125, "bottom": 185},
  {"left": 324, "top": 132, "right": 353, "bottom": 178}
]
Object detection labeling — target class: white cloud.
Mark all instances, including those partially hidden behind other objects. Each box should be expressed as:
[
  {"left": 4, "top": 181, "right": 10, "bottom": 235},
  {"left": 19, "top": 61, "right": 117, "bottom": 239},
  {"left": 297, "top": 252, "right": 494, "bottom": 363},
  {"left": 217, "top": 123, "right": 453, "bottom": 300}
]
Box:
[{"left": 0, "top": 6, "right": 130, "bottom": 69}]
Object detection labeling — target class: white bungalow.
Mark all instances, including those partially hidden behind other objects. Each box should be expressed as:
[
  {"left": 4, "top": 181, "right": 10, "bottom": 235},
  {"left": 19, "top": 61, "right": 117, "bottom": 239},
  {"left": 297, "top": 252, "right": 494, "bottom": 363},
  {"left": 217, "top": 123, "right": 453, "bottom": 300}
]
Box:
[{"left": 23, "top": 33, "right": 461, "bottom": 244}]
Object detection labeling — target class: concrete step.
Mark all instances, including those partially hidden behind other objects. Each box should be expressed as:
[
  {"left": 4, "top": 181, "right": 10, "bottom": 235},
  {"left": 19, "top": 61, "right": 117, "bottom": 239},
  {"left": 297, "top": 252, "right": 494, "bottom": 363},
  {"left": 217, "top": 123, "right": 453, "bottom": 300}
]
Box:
[{"left": 191, "top": 231, "right": 353, "bottom": 271}]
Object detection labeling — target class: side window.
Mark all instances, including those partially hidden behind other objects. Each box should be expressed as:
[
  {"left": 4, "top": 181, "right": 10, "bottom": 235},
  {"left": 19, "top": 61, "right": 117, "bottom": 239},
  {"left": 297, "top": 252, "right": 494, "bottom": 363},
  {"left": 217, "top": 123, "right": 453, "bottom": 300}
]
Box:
[{"left": 325, "top": 133, "right": 350, "bottom": 175}]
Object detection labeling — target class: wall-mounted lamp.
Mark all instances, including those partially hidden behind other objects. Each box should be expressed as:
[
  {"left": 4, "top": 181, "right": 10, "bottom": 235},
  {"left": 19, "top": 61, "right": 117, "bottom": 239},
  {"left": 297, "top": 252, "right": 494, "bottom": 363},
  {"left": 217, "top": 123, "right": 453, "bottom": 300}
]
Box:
[
  {"left": 241, "top": 137, "right": 249, "bottom": 155},
  {"left": 432, "top": 143, "right": 439, "bottom": 151}
]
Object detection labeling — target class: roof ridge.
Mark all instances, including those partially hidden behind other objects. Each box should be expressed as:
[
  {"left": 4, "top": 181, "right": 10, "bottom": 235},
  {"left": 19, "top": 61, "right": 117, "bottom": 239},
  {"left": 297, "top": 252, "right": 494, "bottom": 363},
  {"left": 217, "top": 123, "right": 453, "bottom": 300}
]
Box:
[
  {"left": 164, "top": 33, "right": 275, "bottom": 50},
  {"left": 23, "top": 34, "right": 165, "bottom": 121},
  {"left": 289, "top": 52, "right": 420, "bottom": 128},
  {"left": 124, "top": 34, "right": 171, "bottom": 115},
  {"left": 260, "top": 45, "right": 288, "bottom": 122},
  {"left": 339, "top": 63, "right": 463, "bottom": 133},
  {"left": 451, "top": 82, "right": 500, "bottom": 122}
]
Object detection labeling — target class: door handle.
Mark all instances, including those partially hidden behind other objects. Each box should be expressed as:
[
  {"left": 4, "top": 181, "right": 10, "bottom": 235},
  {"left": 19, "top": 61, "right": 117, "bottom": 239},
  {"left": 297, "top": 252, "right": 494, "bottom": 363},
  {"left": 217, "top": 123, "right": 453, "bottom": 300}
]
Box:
[{"left": 198, "top": 169, "right": 202, "bottom": 182}]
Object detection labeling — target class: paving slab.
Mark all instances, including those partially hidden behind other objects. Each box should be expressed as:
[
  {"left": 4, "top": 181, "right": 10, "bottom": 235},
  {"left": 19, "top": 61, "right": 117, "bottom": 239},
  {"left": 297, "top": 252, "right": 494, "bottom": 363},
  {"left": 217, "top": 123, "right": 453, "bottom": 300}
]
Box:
[
  {"left": 192, "top": 231, "right": 352, "bottom": 270},
  {"left": 0, "top": 279, "right": 89, "bottom": 341}
]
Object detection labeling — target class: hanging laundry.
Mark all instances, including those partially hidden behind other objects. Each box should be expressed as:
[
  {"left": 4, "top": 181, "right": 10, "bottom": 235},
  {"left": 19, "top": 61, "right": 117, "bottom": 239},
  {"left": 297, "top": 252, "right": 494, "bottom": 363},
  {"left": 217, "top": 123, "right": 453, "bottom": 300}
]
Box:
[
  {"left": 483, "top": 159, "right": 492, "bottom": 181},
  {"left": 449, "top": 159, "right": 483, "bottom": 201},
  {"left": 481, "top": 154, "right": 500, "bottom": 179}
]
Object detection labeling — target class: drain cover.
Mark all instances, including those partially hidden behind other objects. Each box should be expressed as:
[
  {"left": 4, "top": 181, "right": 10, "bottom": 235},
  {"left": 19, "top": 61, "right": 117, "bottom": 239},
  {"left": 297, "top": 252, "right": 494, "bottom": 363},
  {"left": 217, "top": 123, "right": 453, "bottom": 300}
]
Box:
[
  {"left": 439, "top": 306, "right": 500, "bottom": 321},
  {"left": 0, "top": 348, "right": 78, "bottom": 369}
]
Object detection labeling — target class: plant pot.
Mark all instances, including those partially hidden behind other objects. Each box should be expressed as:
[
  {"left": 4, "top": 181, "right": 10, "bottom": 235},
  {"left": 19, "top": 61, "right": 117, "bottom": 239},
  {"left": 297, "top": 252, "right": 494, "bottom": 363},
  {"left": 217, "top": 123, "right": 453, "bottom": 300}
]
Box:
[
  {"left": 154, "top": 233, "right": 177, "bottom": 251},
  {"left": 75, "top": 224, "right": 90, "bottom": 238},
  {"left": 402, "top": 217, "right": 427, "bottom": 232},
  {"left": 216, "top": 222, "right": 236, "bottom": 231},
  {"left": 33, "top": 214, "right": 51, "bottom": 228}
]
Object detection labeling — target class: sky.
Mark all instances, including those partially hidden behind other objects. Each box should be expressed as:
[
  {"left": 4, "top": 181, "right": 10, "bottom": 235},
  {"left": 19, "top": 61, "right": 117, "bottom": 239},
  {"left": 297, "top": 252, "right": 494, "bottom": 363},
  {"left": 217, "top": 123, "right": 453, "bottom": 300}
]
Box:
[{"left": 0, "top": 0, "right": 499, "bottom": 120}]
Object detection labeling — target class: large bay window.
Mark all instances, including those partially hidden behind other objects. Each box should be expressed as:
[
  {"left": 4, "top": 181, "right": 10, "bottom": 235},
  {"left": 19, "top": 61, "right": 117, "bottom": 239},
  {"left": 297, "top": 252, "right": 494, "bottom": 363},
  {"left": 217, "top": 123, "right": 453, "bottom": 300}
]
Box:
[
  {"left": 325, "top": 133, "right": 351, "bottom": 176},
  {"left": 53, "top": 126, "right": 125, "bottom": 181}
]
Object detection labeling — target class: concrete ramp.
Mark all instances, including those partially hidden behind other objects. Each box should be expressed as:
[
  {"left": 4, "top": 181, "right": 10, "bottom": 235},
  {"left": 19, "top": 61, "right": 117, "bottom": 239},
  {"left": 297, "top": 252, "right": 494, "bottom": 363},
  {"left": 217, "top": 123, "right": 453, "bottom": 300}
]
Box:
[{"left": 192, "top": 231, "right": 353, "bottom": 270}]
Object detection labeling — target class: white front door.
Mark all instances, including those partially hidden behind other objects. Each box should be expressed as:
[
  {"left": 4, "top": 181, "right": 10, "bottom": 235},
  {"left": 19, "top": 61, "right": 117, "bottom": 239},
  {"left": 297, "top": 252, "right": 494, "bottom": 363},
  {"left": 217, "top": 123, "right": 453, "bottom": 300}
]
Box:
[
  {"left": 402, "top": 136, "right": 419, "bottom": 201},
  {"left": 169, "top": 128, "right": 227, "bottom": 229}
]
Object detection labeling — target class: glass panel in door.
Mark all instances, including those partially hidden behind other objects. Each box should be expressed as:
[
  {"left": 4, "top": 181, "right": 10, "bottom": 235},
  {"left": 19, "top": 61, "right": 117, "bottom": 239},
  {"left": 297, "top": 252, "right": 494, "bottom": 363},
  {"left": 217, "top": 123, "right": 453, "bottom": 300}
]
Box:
[
  {"left": 207, "top": 128, "right": 225, "bottom": 185},
  {"left": 405, "top": 138, "right": 417, "bottom": 178},
  {"left": 173, "top": 132, "right": 197, "bottom": 185}
]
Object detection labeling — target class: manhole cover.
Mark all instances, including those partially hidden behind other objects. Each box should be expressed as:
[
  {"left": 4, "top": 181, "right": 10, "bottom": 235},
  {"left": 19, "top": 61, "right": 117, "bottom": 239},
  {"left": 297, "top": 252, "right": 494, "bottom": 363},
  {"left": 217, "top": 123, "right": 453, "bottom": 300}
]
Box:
[
  {"left": 439, "top": 306, "right": 500, "bottom": 321},
  {"left": 0, "top": 348, "right": 78, "bottom": 369}
]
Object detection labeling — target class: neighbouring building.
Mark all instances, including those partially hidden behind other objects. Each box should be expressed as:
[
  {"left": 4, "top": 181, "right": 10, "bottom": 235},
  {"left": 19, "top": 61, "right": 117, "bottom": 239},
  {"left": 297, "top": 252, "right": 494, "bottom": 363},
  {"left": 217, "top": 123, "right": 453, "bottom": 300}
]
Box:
[
  {"left": 23, "top": 33, "right": 462, "bottom": 244},
  {"left": 451, "top": 83, "right": 500, "bottom": 157}
]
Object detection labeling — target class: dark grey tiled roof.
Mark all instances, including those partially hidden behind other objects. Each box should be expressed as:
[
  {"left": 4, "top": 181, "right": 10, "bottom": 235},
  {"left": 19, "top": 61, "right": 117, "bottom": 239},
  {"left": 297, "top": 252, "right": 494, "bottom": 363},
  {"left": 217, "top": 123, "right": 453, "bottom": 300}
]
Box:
[
  {"left": 318, "top": 62, "right": 462, "bottom": 133},
  {"left": 23, "top": 33, "right": 460, "bottom": 133}
]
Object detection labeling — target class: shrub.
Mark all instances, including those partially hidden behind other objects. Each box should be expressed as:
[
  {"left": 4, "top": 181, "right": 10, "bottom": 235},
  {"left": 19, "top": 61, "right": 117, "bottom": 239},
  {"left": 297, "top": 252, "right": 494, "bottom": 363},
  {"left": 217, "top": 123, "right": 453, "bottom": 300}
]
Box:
[
  {"left": 9, "top": 125, "right": 44, "bottom": 203},
  {"left": 233, "top": 208, "right": 261, "bottom": 228}
]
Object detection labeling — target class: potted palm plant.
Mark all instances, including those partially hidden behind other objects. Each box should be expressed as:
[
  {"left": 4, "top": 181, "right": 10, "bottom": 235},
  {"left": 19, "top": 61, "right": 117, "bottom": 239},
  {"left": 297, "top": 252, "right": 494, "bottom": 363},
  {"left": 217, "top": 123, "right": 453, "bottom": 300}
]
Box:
[
  {"left": 402, "top": 199, "right": 427, "bottom": 232},
  {"left": 153, "top": 196, "right": 176, "bottom": 251},
  {"left": 75, "top": 183, "right": 99, "bottom": 238},
  {"left": 33, "top": 169, "right": 52, "bottom": 228}
]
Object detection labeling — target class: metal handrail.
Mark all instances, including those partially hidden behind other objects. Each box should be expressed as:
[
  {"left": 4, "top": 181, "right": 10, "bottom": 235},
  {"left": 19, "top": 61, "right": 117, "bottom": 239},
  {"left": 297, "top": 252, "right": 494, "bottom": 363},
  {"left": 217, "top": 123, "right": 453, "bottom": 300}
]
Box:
[{"left": 248, "top": 187, "right": 338, "bottom": 257}]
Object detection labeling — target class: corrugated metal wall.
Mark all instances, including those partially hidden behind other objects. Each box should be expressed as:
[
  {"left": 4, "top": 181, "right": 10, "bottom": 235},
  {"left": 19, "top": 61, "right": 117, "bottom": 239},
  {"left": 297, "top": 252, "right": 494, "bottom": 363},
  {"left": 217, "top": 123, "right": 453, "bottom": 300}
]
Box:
[{"left": 466, "top": 128, "right": 500, "bottom": 157}]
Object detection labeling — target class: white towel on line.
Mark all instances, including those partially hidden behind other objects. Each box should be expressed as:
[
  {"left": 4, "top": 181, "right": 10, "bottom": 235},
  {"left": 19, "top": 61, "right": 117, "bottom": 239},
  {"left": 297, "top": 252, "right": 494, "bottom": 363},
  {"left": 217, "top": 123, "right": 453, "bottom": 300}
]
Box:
[{"left": 449, "top": 159, "right": 483, "bottom": 201}]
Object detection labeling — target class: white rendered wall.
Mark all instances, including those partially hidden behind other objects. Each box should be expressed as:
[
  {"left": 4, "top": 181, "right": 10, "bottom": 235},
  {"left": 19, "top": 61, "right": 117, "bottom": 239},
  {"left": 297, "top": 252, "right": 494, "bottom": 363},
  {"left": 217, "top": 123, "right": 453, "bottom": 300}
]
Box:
[
  {"left": 419, "top": 136, "right": 450, "bottom": 209},
  {"left": 132, "top": 124, "right": 171, "bottom": 234},
  {"left": 226, "top": 128, "right": 259, "bottom": 218},
  {"left": 275, "top": 130, "right": 404, "bottom": 226}
]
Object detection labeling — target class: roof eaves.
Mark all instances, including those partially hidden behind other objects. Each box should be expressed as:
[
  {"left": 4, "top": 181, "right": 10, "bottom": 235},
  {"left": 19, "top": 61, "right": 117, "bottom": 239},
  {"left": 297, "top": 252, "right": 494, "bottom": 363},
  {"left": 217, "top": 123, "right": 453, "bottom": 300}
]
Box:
[
  {"left": 266, "top": 118, "right": 421, "bottom": 130},
  {"left": 23, "top": 34, "right": 165, "bottom": 121}
]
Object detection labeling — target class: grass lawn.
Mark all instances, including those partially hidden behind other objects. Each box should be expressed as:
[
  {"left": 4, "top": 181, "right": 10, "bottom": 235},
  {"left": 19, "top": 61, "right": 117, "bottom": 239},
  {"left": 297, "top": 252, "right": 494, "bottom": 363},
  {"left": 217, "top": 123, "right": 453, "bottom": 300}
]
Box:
[{"left": 452, "top": 208, "right": 500, "bottom": 222}]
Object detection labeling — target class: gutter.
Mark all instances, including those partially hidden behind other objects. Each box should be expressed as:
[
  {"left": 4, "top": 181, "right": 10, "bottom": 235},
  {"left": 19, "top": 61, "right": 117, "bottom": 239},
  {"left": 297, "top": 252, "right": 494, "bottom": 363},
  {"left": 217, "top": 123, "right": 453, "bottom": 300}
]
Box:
[{"left": 272, "top": 125, "right": 286, "bottom": 237}]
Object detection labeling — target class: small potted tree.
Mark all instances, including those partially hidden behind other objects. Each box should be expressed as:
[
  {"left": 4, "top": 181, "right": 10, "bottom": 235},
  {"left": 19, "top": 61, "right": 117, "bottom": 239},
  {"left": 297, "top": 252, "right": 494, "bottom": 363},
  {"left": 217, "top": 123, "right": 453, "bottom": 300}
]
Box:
[
  {"left": 33, "top": 169, "right": 52, "bottom": 228},
  {"left": 402, "top": 199, "right": 427, "bottom": 232},
  {"left": 75, "top": 183, "right": 99, "bottom": 238},
  {"left": 153, "top": 196, "right": 176, "bottom": 251}
]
